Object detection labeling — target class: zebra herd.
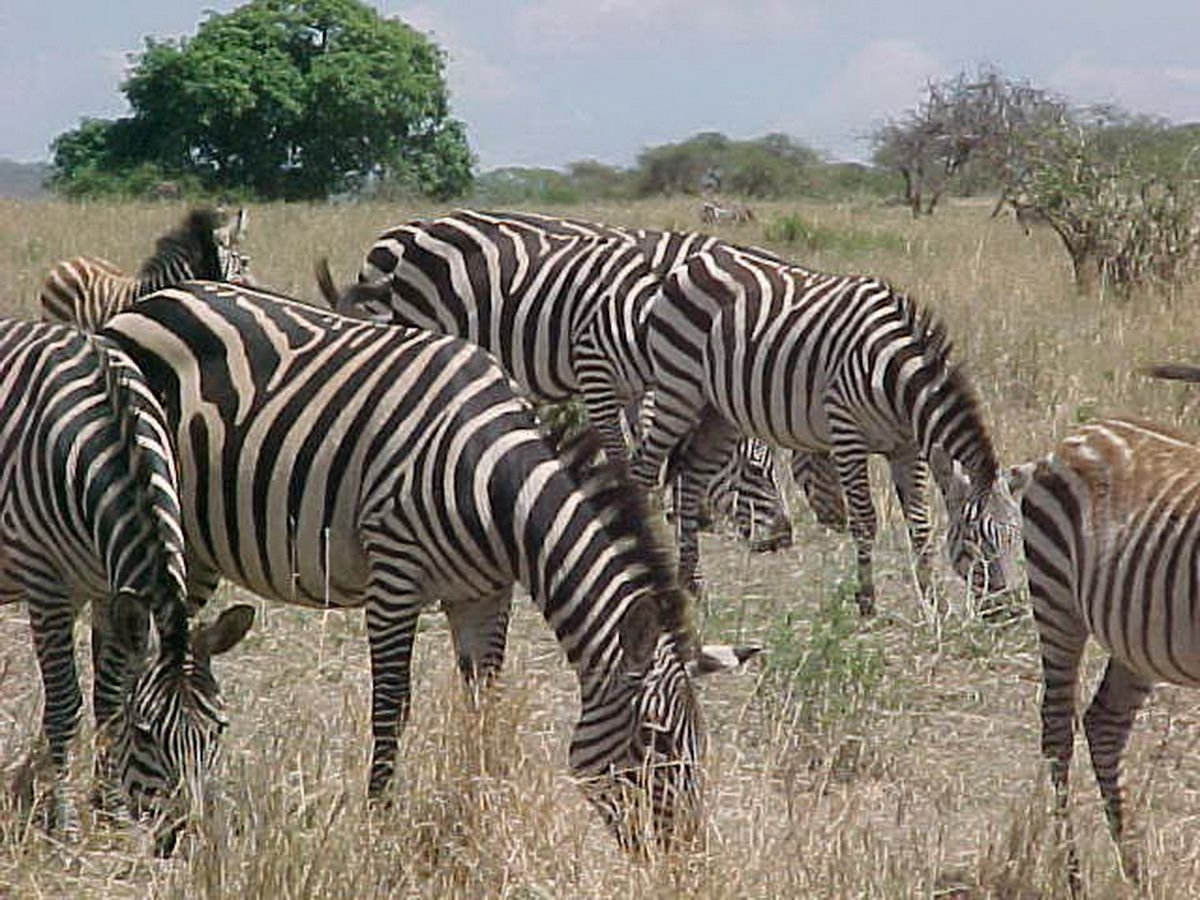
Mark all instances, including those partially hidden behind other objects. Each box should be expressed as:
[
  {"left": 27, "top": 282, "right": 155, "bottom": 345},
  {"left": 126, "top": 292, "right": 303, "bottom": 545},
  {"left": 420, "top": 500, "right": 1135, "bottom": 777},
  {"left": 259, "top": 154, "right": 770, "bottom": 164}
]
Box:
[{"left": 3, "top": 205, "right": 1199, "bottom": 888}]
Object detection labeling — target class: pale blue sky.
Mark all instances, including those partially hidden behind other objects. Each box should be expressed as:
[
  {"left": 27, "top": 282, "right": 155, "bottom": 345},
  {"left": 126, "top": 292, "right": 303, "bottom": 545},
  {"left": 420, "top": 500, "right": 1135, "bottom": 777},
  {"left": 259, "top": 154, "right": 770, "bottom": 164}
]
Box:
[{"left": 2, "top": 1, "right": 1199, "bottom": 168}]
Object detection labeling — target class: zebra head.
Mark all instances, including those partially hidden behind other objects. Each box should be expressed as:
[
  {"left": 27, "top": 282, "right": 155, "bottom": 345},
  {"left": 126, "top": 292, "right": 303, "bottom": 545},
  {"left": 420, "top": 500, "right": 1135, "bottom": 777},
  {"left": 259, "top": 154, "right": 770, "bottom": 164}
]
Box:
[
  {"left": 708, "top": 439, "right": 794, "bottom": 551},
  {"left": 931, "top": 451, "right": 1024, "bottom": 599},
  {"left": 214, "top": 207, "right": 253, "bottom": 285},
  {"left": 570, "top": 593, "right": 758, "bottom": 853},
  {"left": 107, "top": 596, "right": 255, "bottom": 856}
]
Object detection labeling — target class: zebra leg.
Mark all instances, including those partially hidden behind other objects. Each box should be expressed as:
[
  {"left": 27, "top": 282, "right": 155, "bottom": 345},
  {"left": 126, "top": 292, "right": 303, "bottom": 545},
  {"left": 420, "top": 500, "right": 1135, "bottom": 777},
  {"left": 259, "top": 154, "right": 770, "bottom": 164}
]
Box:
[
  {"left": 1083, "top": 659, "right": 1154, "bottom": 884},
  {"left": 26, "top": 600, "right": 83, "bottom": 836},
  {"left": 1033, "top": 585, "right": 1088, "bottom": 896},
  {"left": 671, "top": 418, "right": 743, "bottom": 596},
  {"left": 362, "top": 574, "right": 424, "bottom": 801},
  {"left": 576, "top": 353, "right": 635, "bottom": 464},
  {"left": 888, "top": 452, "right": 935, "bottom": 606},
  {"left": 791, "top": 450, "right": 849, "bottom": 532},
  {"left": 630, "top": 379, "right": 704, "bottom": 493},
  {"left": 830, "top": 444, "right": 879, "bottom": 615},
  {"left": 443, "top": 587, "right": 514, "bottom": 706}
]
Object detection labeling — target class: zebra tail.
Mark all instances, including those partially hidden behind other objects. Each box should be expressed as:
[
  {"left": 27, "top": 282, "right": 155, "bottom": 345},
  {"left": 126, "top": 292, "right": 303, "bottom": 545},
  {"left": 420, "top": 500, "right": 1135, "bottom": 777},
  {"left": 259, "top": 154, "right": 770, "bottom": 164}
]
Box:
[
  {"left": 312, "top": 257, "right": 392, "bottom": 317},
  {"left": 91, "top": 334, "right": 190, "bottom": 659},
  {"left": 1139, "top": 363, "right": 1200, "bottom": 383},
  {"left": 313, "top": 257, "right": 340, "bottom": 308}
]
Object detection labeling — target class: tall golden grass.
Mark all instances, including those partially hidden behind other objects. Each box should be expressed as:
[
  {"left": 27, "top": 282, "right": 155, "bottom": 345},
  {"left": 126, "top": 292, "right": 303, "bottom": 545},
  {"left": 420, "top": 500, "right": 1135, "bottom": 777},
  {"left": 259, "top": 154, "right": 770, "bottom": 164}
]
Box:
[{"left": 3, "top": 197, "right": 1200, "bottom": 898}]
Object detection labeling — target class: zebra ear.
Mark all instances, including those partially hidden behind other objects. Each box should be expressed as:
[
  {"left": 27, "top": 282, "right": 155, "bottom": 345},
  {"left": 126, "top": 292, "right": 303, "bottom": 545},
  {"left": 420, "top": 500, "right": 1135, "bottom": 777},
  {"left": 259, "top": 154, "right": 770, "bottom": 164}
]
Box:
[
  {"left": 192, "top": 604, "right": 255, "bottom": 659},
  {"left": 232, "top": 207, "right": 249, "bottom": 241},
  {"left": 687, "top": 644, "right": 762, "bottom": 678},
  {"left": 110, "top": 592, "right": 152, "bottom": 659},
  {"left": 618, "top": 595, "right": 662, "bottom": 671}
]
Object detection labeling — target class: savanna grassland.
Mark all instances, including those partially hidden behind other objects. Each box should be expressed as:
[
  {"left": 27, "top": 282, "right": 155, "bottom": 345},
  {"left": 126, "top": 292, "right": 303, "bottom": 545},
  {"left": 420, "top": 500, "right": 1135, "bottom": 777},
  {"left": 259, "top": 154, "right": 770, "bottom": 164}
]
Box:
[{"left": 3, "top": 197, "right": 1200, "bottom": 898}]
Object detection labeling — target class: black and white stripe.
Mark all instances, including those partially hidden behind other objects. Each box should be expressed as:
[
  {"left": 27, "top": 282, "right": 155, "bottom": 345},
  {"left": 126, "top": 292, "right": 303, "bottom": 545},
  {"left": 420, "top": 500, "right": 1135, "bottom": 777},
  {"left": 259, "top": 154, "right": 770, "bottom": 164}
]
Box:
[
  {"left": 39, "top": 207, "right": 250, "bottom": 331},
  {"left": 635, "top": 245, "right": 1021, "bottom": 612},
  {"left": 1015, "top": 412, "right": 1200, "bottom": 887},
  {"left": 0, "top": 318, "right": 250, "bottom": 849},
  {"left": 101, "top": 281, "right": 753, "bottom": 849},
  {"left": 323, "top": 209, "right": 794, "bottom": 552}
]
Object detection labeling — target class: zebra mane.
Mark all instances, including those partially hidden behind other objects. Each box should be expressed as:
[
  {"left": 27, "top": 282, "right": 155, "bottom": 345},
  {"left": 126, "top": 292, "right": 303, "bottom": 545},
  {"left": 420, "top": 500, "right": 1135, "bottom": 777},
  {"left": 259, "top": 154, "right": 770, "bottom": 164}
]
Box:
[
  {"left": 550, "top": 427, "right": 698, "bottom": 656},
  {"left": 90, "top": 334, "right": 190, "bottom": 661},
  {"left": 899, "top": 293, "right": 999, "bottom": 485},
  {"left": 138, "top": 208, "right": 225, "bottom": 282}
]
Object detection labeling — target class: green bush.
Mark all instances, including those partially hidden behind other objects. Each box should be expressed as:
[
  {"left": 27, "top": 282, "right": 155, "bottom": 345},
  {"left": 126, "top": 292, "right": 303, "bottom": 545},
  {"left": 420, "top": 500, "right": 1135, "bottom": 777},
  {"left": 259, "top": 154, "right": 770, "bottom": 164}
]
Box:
[
  {"left": 763, "top": 214, "right": 906, "bottom": 254},
  {"left": 756, "top": 583, "right": 886, "bottom": 729}
]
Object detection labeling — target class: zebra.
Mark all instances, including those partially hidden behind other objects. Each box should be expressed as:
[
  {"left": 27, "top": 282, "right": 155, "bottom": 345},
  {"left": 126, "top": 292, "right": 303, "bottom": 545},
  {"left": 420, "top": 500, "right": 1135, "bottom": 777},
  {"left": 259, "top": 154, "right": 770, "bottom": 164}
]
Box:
[
  {"left": 699, "top": 201, "right": 755, "bottom": 226},
  {"left": 634, "top": 244, "right": 1022, "bottom": 612},
  {"left": 316, "top": 209, "right": 794, "bottom": 552},
  {"left": 473, "top": 211, "right": 857, "bottom": 541},
  {"left": 99, "top": 280, "right": 756, "bottom": 849},
  {"left": 39, "top": 206, "right": 251, "bottom": 331},
  {"left": 1008, "top": 414, "right": 1200, "bottom": 890},
  {"left": 0, "top": 318, "right": 253, "bottom": 852}
]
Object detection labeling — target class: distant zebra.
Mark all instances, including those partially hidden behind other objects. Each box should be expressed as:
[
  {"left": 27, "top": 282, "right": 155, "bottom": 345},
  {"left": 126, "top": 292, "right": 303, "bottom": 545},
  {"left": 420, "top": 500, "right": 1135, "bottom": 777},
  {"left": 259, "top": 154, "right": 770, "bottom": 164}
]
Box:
[
  {"left": 39, "top": 207, "right": 251, "bottom": 331},
  {"left": 0, "top": 318, "right": 253, "bottom": 853},
  {"left": 699, "top": 201, "right": 755, "bottom": 226},
  {"left": 100, "top": 281, "right": 755, "bottom": 849},
  {"left": 636, "top": 245, "right": 1022, "bottom": 612},
  {"left": 318, "top": 208, "right": 793, "bottom": 552},
  {"left": 1010, "top": 414, "right": 1200, "bottom": 889}
]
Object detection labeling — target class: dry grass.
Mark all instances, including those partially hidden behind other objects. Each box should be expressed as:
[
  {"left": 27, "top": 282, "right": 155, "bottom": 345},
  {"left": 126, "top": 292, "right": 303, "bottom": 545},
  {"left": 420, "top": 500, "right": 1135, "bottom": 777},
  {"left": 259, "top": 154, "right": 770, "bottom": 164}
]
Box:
[{"left": 3, "top": 197, "right": 1200, "bottom": 897}]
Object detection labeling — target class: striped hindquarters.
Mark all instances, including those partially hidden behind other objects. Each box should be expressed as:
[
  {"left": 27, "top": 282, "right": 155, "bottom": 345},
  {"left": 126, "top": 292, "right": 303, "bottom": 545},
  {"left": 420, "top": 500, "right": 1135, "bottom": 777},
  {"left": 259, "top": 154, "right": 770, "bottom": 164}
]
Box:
[{"left": 1021, "top": 417, "right": 1200, "bottom": 685}]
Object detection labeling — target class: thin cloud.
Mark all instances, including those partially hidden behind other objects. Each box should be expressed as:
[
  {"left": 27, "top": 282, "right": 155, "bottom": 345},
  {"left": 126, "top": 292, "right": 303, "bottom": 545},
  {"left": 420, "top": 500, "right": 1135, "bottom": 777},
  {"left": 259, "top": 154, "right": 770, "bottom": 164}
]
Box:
[
  {"left": 513, "top": 0, "right": 822, "bottom": 56},
  {"left": 1048, "top": 55, "right": 1200, "bottom": 122},
  {"left": 392, "top": 4, "right": 526, "bottom": 103},
  {"left": 792, "top": 39, "right": 947, "bottom": 159}
]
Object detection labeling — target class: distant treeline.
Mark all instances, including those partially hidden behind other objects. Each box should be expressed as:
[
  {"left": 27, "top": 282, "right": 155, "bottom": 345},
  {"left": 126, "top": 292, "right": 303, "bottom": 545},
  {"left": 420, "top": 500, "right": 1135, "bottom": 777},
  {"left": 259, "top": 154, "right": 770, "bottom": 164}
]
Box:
[
  {"left": 471, "top": 132, "right": 901, "bottom": 205},
  {"left": 0, "top": 160, "right": 50, "bottom": 200}
]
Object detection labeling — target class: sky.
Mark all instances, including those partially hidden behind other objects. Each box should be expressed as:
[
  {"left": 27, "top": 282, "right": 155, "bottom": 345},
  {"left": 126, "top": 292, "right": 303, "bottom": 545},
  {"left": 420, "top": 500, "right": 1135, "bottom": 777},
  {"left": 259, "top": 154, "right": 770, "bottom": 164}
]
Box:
[{"left": 2, "top": 1, "right": 1199, "bottom": 169}]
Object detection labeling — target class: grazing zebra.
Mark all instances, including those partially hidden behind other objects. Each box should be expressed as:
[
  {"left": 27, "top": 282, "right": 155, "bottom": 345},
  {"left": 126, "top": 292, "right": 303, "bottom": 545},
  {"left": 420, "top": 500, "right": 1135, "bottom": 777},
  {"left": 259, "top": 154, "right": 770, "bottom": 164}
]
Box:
[
  {"left": 100, "top": 281, "right": 755, "bottom": 849},
  {"left": 318, "top": 208, "right": 793, "bottom": 552},
  {"left": 467, "top": 213, "right": 941, "bottom": 559},
  {"left": 699, "top": 201, "right": 755, "bottom": 226},
  {"left": 635, "top": 245, "right": 1021, "bottom": 611},
  {"left": 0, "top": 318, "right": 253, "bottom": 852},
  {"left": 39, "top": 207, "right": 251, "bottom": 331},
  {"left": 1010, "top": 415, "right": 1200, "bottom": 890}
]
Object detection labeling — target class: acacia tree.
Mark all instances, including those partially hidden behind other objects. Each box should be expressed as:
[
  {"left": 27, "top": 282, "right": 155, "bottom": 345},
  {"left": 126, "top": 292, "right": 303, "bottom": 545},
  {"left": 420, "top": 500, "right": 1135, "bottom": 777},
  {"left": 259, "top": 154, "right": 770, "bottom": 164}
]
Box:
[
  {"left": 872, "top": 67, "right": 1066, "bottom": 216},
  {"left": 1003, "top": 110, "right": 1200, "bottom": 295},
  {"left": 51, "top": 0, "right": 473, "bottom": 199}
]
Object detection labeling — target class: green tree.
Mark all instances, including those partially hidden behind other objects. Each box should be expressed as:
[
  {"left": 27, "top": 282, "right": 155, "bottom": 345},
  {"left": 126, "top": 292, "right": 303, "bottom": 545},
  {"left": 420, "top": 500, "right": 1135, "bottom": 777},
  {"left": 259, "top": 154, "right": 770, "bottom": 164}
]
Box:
[
  {"left": 51, "top": 0, "right": 473, "bottom": 200},
  {"left": 634, "top": 132, "right": 823, "bottom": 198}
]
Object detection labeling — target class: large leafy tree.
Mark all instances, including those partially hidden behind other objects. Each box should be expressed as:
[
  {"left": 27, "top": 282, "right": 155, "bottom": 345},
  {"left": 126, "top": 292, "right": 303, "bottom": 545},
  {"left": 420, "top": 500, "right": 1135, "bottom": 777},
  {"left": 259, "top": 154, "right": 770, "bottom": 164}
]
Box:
[{"left": 51, "top": 0, "right": 473, "bottom": 199}]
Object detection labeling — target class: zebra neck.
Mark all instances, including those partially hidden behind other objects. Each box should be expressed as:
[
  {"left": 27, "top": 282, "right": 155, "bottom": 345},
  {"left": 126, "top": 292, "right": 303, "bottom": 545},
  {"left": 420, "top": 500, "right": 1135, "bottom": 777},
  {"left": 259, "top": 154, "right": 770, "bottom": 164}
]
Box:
[
  {"left": 507, "top": 460, "right": 657, "bottom": 682},
  {"left": 136, "top": 252, "right": 188, "bottom": 297},
  {"left": 912, "top": 372, "right": 998, "bottom": 488}
]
